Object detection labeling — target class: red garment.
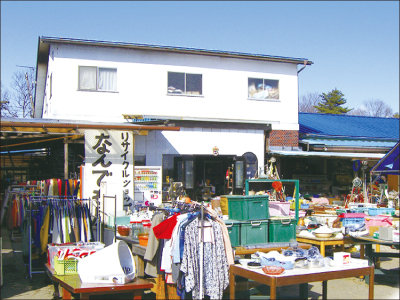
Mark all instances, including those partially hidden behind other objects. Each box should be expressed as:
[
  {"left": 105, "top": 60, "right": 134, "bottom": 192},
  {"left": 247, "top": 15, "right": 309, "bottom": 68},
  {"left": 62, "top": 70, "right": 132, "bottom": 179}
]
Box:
[{"left": 152, "top": 213, "right": 179, "bottom": 239}]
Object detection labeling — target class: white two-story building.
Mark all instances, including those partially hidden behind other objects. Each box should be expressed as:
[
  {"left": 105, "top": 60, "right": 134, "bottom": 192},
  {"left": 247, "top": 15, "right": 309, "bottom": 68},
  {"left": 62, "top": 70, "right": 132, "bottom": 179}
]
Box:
[{"left": 35, "top": 36, "right": 313, "bottom": 201}]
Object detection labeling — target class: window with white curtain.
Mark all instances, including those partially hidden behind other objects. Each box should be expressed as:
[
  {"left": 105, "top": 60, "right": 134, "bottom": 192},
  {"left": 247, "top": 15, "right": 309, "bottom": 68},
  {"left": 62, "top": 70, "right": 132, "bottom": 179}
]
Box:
[{"left": 78, "top": 66, "right": 117, "bottom": 92}]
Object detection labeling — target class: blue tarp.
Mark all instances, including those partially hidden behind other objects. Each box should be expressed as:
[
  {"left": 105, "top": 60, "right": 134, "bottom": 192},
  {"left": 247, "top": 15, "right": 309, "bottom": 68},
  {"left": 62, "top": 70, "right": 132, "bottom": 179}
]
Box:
[{"left": 370, "top": 141, "right": 400, "bottom": 175}]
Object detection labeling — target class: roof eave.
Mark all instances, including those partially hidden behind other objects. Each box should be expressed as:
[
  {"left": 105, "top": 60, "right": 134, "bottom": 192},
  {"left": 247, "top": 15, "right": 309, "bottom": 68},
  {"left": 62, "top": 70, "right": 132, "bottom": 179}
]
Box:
[{"left": 38, "top": 36, "right": 313, "bottom": 65}]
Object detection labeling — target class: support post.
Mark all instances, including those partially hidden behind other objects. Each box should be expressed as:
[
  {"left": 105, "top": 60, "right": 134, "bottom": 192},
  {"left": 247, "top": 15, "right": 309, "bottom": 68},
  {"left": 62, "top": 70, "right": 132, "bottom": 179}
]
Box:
[{"left": 64, "top": 141, "right": 68, "bottom": 180}]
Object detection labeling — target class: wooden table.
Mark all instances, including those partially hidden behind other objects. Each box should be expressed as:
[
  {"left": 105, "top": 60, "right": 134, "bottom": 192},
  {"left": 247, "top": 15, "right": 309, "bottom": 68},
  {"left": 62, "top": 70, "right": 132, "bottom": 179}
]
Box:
[
  {"left": 235, "top": 243, "right": 312, "bottom": 258},
  {"left": 349, "top": 235, "right": 399, "bottom": 282},
  {"left": 296, "top": 235, "right": 366, "bottom": 257},
  {"left": 44, "top": 263, "right": 153, "bottom": 299},
  {"left": 229, "top": 263, "right": 375, "bottom": 299}
]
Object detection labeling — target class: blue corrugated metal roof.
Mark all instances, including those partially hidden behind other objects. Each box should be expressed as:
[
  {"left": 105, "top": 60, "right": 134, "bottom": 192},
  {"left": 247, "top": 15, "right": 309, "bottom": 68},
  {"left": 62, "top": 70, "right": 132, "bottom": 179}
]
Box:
[
  {"left": 301, "top": 139, "right": 397, "bottom": 148},
  {"left": 299, "top": 113, "right": 399, "bottom": 140}
]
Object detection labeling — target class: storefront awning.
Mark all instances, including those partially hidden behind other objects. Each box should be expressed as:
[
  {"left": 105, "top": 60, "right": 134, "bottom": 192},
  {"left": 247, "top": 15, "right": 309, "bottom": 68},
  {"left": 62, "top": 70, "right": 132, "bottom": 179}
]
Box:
[
  {"left": 370, "top": 141, "right": 400, "bottom": 174},
  {"left": 269, "top": 150, "right": 384, "bottom": 160}
]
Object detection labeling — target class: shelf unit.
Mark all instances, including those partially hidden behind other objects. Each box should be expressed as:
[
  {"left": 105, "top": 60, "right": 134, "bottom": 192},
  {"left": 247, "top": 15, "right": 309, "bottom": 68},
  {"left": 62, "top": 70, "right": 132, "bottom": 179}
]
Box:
[{"left": 292, "top": 174, "right": 332, "bottom": 194}]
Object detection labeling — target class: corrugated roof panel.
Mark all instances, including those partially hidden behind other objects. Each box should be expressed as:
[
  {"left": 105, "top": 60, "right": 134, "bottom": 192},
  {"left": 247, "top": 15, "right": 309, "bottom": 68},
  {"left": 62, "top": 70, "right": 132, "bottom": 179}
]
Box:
[
  {"left": 299, "top": 113, "right": 399, "bottom": 139},
  {"left": 301, "top": 139, "right": 397, "bottom": 148},
  {"left": 270, "top": 150, "right": 384, "bottom": 159}
]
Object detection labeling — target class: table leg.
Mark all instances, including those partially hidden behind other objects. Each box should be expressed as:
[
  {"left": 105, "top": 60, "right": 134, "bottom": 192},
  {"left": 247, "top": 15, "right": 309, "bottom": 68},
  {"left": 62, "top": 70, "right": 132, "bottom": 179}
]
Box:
[
  {"left": 270, "top": 277, "right": 277, "bottom": 300},
  {"left": 375, "top": 244, "right": 380, "bottom": 268},
  {"left": 230, "top": 271, "right": 235, "bottom": 300},
  {"left": 365, "top": 244, "right": 373, "bottom": 285},
  {"left": 61, "top": 287, "right": 72, "bottom": 300},
  {"left": 359, "top": 244, "right": 365, "bottom": 279},
  {"left": 49, "top": 279, "right": 60, "bottom": 299},
  {"left": 369, "top": 265, "right": 374, "bottom": 299},
  {"left": 133, "top": 255, "right": 145, "bottom": 277},
  {"left": 320, "top": 241, "right": 325, "bottom": 257},
  {"left": 360, "top": 244, "right": 365, "bottom": 259},
  {"left": 322, "top": 281, "right": 328, "bottom": 299},
  {"left": 79, "top": 294, "right": 89, "bottom": 300},
  {"left": 133, "top": 289, "right": 142, "bottom": 299},
  {"left": 299, "top": 283, "right": 308, "bottom": 299}
]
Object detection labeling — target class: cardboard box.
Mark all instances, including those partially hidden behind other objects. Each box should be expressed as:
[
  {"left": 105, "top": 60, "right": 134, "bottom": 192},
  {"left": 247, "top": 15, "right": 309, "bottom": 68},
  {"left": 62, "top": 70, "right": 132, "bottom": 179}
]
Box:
[
  {"left": 393, "top": 230, "right": 399, "bottom": 242},
  {"left": 211, "top": 199, "right": 221, "bottom": 210},
  {"left": 379, "top": 227, "right": 394, "bottom": 241},
  {"left": 369, "top": 225, "right": 381, "bottom": 236},
  {"left": 334, "top": 252, "right": 351, "bottom": 266}
]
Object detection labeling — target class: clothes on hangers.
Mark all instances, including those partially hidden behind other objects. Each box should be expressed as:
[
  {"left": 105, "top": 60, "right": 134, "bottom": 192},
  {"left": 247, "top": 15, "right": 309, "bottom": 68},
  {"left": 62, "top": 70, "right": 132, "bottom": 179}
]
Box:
[
  {"left": 180, "top": 216, "right": 229, "bottom": 300},
  {"left": 40, "top": 206, "right": 50, "bottom": 254},
  {"left": 153, "top": 213, "right": 180, "bottom": 239},
  {"left": 205, "top": 206, "right": 235, "bottom": 265},
  {"left": 144, "top": 213, "right": 165, "bottom": 277}
]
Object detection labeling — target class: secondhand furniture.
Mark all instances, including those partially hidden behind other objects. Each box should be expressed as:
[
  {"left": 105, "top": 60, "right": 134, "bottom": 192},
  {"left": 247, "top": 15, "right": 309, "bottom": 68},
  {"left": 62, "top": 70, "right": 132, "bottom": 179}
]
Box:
[
  {"left": 230, "top": 262, "right": 375, "bottom": 299},
  {"left": 45, "top": 263, "right": 153, "bottom": 300}
]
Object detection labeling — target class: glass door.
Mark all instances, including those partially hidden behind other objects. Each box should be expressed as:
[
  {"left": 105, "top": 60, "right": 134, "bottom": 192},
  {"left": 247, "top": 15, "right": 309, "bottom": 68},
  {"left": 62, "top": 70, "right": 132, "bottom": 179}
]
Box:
[
  {"left": 174, "top": 155, "right": 196, "bottom": 199},
  {"left": 233, "top": 156, "right": 246, "bottom": 194}
]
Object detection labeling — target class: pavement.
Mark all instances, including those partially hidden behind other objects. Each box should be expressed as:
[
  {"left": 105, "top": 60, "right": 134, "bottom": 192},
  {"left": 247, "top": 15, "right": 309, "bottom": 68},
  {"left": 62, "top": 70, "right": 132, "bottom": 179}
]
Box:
[{"left": 1, "top": 225, "right": 399, "bottom": 299}]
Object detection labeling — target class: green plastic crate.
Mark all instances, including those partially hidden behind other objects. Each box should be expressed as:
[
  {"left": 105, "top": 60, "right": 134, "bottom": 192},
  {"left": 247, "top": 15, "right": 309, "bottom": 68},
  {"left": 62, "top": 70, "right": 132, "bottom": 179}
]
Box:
[
  {"left": 227, "top": 195, "right": 269, "bottom": 221},
  {"left": 268, "top": 217, "right": 296, "bottom": 243},
  {"left": 223, "top": 219, "right": 242, "bottom": 247},
  {"left": 240, "top": 220, "right": 269, "bottom": 246}
]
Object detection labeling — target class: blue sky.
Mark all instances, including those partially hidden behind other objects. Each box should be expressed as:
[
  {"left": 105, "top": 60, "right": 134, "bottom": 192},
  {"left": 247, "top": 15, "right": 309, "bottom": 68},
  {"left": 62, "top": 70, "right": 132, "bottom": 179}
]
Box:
[{"left": 1, "top": 1, "right": 399, "bottom": 113}]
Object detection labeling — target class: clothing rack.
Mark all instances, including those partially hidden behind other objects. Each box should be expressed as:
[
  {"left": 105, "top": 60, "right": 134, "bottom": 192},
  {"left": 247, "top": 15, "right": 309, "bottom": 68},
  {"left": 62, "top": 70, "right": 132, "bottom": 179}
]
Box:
[
  {"left": 172, "top": 199, "right": 207, "bottom": 299},
  {"left": 199, "top": 201, "right": 205, "bottom": 298},
  {"left": 1, "top": 185, "right": 39, "bottom": 225},
  {"left": 26, "top": 195, "right": 94, "bottom": 278}
]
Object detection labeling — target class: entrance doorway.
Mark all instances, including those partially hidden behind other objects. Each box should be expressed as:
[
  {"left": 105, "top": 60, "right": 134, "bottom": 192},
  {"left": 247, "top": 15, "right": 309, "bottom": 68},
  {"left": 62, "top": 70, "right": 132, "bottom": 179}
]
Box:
[{"left": 173, "top": 155, "right": 246, "bottom": 200}]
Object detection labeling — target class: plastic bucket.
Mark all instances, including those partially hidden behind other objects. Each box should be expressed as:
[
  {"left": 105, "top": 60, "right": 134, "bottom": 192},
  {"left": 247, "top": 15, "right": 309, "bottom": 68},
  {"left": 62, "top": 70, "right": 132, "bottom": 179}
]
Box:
[{"left": 77, "top": 240, "right": 135, "bottom": 284}]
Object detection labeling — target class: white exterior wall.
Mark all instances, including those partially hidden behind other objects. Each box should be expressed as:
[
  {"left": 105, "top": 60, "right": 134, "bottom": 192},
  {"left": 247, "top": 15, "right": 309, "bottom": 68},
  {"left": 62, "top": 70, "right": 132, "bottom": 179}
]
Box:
[
  {"left": 135, "top": 128, "right": 265, "bottom": 169},
  {"left": 44, "top": 43, "right": 299, "bottom": 130}
]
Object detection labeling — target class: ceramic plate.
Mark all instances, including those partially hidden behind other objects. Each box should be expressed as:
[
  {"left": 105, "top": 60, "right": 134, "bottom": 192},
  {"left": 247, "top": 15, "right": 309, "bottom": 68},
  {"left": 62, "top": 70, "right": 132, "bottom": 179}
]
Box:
[{"left": 247, "top": 265, "right": 262, "bottom": 269}]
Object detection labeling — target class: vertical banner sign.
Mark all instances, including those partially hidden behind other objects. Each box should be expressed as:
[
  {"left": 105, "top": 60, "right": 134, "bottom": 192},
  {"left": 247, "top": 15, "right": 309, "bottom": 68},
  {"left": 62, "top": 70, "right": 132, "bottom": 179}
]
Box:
[{"left": 84, "top": 130, "right": 134, "bottom": 218}]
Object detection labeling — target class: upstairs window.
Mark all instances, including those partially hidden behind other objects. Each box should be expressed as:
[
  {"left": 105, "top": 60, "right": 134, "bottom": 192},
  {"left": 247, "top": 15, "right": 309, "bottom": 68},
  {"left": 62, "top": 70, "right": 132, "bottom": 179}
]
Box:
[
  {"left": 168, "top": 72, "right": 202, "bottom": 95},
  {"left": 248, "top": 78, "right": 279, "bottom": 100},
  {"left": 78, "top": 66, "right": 117, "bottom": 92}
]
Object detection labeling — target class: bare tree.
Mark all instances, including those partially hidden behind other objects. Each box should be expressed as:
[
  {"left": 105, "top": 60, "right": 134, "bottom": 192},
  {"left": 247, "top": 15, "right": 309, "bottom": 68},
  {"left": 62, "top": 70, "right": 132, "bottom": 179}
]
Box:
[
  {"left": 1, "top": 81, "right": 18, "bottom": 117},
  {"left": 347, "top": 107, "right": 368, "bottom": 116},
  {"left": 299, "top": 92, "right": 320, "bottom": 113},
  {"left": 10, "top": 69, "right": 36, "bottom": 118},
  {"left": 348, "top": 99, "right": 394, "bottom": 118}
]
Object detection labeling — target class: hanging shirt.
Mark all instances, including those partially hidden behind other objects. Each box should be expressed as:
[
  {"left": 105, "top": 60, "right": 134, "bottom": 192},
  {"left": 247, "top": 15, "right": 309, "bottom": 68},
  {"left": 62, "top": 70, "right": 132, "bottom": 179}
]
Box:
[
  {"left": 152, "top": 213, "right": 180, "bottom": 239},
  {"left": 40, "top": 206, "right": 50, "bottom": 254},
  {"left": 52, "top": 207, "right": 61, "bottom": 244},
  {"left": 160, "top": 238, "right": 173, "bottom": 273},
  {"left": 181, "top": 217, "right": 229, "bottom": 300}
]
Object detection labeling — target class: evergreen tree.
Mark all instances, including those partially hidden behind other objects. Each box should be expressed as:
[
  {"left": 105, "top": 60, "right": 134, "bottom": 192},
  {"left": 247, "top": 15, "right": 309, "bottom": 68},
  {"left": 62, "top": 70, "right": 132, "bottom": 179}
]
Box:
[{"left": 314, "top": 88, "right": 352, "bottom": 114}]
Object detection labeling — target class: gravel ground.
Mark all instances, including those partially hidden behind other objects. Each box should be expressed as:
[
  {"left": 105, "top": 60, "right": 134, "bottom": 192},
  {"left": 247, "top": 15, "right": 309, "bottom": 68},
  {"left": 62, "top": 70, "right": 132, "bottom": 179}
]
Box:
[{"left": 1, "top": 227, "right": 399, "bottom": 299}]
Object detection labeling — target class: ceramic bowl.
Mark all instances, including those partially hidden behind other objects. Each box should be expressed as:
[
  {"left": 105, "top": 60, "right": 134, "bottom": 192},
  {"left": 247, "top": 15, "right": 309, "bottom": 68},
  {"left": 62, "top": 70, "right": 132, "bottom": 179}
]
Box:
[
  {"left": 313, "top": 232, "right": 333, "bottom": 238},
  {"left": 262, "top": 266, "right": 285, "bottom": 275},
  {"left": 117, "top": 226, "right": 130, "bottom": 236}
]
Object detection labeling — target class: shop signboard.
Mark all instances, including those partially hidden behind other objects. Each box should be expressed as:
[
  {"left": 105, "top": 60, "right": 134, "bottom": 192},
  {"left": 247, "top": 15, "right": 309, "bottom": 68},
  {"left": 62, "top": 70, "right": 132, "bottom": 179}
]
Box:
[{"left": 84, "top": 130, "right": 134, "bottom": 218}]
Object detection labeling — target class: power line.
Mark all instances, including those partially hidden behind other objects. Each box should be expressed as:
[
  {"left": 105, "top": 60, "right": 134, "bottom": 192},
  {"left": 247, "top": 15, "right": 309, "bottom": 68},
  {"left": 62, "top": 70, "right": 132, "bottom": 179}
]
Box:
[{"left": 16, "top": 65, "right": 36, "bottom": 70}]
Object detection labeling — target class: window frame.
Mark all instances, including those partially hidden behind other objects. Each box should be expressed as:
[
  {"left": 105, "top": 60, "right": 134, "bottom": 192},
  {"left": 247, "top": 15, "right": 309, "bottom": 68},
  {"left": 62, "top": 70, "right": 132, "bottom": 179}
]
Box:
[
  {"left": 247, "top": 77, "right": 279, "bottom": 101},
  {"left": 78, "top": 66, "right": 118, "bottom": 93},
  {"left": 167, "top": 71, "right": 203, "bottom": 97}
]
